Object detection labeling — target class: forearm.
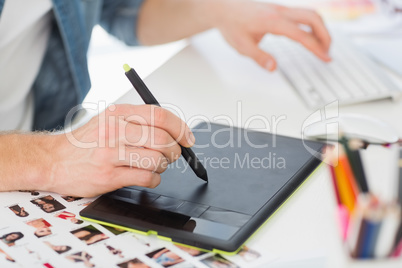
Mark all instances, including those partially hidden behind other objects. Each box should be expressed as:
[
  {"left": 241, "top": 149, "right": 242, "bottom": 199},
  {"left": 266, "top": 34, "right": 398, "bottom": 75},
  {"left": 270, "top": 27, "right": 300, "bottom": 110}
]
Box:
[
  {"left": 0, "top": 104, "right": 195, "bottom": 196},
  {"left": 137, "top": 0, "right": 331, "bottom": 70},
  {"left": 137, "top": 0, "right": 231, "bottom": 45},
  {"left": 0, "top": 133, "right": 57, "bottom": 192}
]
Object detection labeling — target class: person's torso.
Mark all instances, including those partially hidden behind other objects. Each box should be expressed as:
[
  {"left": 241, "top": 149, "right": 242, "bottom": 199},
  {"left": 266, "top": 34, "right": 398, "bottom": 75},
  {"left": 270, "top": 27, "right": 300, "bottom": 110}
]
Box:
[{"left": 0, "top": 0, "right": 52, "bottom": 131}]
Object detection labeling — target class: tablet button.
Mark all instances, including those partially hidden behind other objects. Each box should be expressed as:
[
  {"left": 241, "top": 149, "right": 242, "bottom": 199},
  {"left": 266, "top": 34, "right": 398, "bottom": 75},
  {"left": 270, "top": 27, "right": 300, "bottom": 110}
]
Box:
[
  {"left": 190, "top": 217, "right": 239, "bottom": 240},
  {"left": 113, "top": 189, "right": 132, "bottom": 198},
  {"left": 112, "top": 189, "right": 160, "bottom": 205},
  {"left": 151, "top": 196, "right": 184, "bottom": 211},
  {"left": 199, "top": 207, "right": 252, "bottom": 227},
  {"left": 138, "top": 191, "right": 160, "bottom": 205},
  {"left": 175, "top": 201, "right": 209, "bottom": 218}
]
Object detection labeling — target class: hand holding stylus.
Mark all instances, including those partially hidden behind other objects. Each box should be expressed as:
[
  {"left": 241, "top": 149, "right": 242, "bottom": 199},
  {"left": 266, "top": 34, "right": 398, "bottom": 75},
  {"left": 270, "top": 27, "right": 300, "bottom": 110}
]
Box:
[
  {"left": 43, "top": 104, "right": 197, "bottom": 197},
  {"left": 123, "top": 64, "right": 208, "bottom": 182}
]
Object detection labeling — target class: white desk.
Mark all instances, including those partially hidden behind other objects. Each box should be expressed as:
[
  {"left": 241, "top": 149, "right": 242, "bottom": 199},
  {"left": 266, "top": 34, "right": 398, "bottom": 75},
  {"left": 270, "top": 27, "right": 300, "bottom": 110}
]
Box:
[
  {"left": 116, "top": 29, "right": 402, "bottom": 266},
  {"left": 0, "top": 27, "right": 399, "bottom": 268}
]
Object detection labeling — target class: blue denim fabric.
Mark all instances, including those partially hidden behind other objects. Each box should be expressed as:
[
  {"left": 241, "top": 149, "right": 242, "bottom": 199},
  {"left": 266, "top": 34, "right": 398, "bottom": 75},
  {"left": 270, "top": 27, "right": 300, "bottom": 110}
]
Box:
[{"left": 0, "top": 0, "right": 144, "bottom": 130}]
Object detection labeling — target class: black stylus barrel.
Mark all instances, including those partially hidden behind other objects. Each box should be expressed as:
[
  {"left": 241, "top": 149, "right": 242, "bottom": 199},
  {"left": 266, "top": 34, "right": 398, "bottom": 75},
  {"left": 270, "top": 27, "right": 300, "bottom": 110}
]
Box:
[
  {"left": 181, "top": 146, "right": 208, "bottom": 181},
  {"left": 124, "top": 65, "right": 208, "bottom": 182}
]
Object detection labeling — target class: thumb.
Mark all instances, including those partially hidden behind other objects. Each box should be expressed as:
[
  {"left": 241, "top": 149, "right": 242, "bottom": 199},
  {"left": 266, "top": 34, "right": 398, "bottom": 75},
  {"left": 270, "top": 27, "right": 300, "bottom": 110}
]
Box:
[{"left": 239, "top": 37, "right": 277, "bottom": 71}]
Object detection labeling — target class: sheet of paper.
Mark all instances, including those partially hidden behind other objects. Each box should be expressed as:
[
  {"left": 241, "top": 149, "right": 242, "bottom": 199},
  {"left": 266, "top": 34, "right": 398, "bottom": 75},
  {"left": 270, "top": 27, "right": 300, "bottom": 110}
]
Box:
[{"left": 0, "top": 191, "right": 277, "bottom": 268}]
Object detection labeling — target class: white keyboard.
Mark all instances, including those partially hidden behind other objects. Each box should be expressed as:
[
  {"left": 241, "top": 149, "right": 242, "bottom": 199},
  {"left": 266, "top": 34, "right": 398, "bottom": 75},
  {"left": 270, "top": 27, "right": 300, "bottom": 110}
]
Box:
[{"left": 262, "top": 34, "right": 402, "bottom": 109}]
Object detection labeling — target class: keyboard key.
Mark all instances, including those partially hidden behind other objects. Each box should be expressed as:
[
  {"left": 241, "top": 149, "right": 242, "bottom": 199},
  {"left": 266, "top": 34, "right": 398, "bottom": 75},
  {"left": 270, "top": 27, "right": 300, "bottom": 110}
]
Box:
[{"left": 263, "top": 34, "right": 401, "bottom": 108}]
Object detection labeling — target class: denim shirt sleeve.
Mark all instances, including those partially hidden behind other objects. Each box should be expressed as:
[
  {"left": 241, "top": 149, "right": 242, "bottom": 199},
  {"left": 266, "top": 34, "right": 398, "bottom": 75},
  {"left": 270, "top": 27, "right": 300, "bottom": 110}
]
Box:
[
  {"left": 0, "top": 1, "right": 4, "bottom": 14},
  {"left": 100, "top": 0, "right": 145, "bottom": 46},
  {"left": 0, "top": 0, "right": 145, "bottom": 131}
]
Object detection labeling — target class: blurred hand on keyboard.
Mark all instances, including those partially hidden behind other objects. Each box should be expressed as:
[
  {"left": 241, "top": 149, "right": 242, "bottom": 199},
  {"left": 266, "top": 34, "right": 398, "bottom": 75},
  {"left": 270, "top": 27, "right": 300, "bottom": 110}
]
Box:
[{"left": 217, "top": 1, "right": 332, "bottom": 71}]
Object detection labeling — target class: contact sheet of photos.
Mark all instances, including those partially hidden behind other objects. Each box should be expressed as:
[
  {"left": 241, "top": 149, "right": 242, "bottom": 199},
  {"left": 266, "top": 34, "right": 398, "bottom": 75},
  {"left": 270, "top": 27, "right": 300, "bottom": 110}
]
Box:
[{"left": 0, "top": 191, "right": 276, "bottom": 268}]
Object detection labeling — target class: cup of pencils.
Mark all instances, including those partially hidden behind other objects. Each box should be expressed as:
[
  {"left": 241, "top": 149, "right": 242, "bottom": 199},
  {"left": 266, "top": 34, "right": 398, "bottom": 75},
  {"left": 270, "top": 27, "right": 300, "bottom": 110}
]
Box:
[{"left": 328, "top": 137, "right": 402, "bottom": 267}]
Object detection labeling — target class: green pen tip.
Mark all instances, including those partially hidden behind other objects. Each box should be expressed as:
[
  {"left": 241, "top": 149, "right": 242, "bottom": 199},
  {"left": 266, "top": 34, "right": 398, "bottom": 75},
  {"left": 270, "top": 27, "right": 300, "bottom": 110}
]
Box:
[{"left": 123, "top": 64, "right": 131, "bottom": 72}]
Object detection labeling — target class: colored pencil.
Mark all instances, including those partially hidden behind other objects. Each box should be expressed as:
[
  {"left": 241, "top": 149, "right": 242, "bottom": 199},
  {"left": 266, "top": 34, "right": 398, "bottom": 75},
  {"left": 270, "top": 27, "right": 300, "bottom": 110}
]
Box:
[
  {"left": 333, "top": 148, "right": 359, "bottom": 213},
  {"left": 374, "top": 204, "right": 401, "bottom": 258}
]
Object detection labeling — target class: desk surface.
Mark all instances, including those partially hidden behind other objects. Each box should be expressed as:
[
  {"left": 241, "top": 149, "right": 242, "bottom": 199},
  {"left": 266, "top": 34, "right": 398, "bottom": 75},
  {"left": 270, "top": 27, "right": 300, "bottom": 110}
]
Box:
[
  {"left": 1, "top": 29, "right": 402, "bottom": 267},
  {"left": 116, "top": 29, "right": 402, "bottom": 265}
]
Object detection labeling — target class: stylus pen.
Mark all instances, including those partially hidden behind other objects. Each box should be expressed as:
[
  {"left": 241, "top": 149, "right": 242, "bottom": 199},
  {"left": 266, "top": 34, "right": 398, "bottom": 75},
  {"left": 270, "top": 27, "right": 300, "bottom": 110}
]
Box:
[{"left": 123, "top": 64, "right": 208, "bottom": 182}]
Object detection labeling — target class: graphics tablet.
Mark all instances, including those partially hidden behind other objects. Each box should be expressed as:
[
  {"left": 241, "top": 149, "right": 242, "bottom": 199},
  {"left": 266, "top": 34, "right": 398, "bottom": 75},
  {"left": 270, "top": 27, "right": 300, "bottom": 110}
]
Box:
[{"left": 80, "top": 122, "right": 324, "bottom": 254}]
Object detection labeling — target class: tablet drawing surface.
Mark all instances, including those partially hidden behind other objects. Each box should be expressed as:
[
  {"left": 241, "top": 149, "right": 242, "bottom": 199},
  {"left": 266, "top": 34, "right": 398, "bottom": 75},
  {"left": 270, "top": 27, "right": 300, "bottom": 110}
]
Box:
[{"left": 80, "top": 122, "right": 324, "bottom": 253}]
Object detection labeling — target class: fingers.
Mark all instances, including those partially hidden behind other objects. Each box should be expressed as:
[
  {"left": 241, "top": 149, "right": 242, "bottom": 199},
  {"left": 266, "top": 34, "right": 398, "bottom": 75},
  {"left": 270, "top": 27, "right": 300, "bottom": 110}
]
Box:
[
  {"left": 110, "top": 105, "right": 195, "bottom": 148},
  {"left": 101, "top": 105, "right": 186, "bottom": 180},
  {"left": 121, "top": 121, "right": 182, "bottom": 163},
  {"left": 116, "top": 146, "right": 170, "bottom": 173},
  {"left": 113, "top": 167, "right": 162, "bottom": 189},
  {"left": 238, "top": 36, "right": 278, "bottom": 71},
  {"left": 281, "top": 8, "right": 331, "bottom": 52},
  {"left": 270, "top": 17, "right": 331, "bottom": 62},
  {"left": 276, "top": 8, "right": 331, "bottom": 62}
]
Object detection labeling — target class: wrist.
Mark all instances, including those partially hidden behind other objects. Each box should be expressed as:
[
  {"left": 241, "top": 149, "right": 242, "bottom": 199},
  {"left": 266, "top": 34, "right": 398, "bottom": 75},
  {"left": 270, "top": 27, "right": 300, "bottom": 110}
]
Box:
[
  {"left": 137, "top": 0, "right": 234, "bottom": 45},
  {"left": 204, "top": 0, "right": 251, "bottom": 29},
  {"left": 200, "top": 0, "right": 229, "bottom": 29},
  {"left": 0, "top": 132, "right": 59, "bottom": 192}
]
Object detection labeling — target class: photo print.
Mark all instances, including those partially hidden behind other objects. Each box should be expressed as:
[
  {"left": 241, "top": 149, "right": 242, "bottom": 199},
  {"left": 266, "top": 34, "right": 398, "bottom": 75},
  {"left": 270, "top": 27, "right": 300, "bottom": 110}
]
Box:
[
  {"left": 65, "top": 251, "right": 94, "bottom": 267},
  {"left": 101, "top": 224, "right": 127, "bottom": 236},
  {"left": 44, "top": 241, "right": 72, "bottom": 254},
  {"left": 54, "top": 211, "right": 83, "bottom": 224},
  {"left": 201, "top": 254, "right": 239, "bottom": 268},
  {"left": 8, "top": 204, "right": 29, "bottom": 217},
  {"left": 0, "top": 231, "right": 25, "bottom": 247},
  {"left": 18, "top": 190, "right": 39, "bottom": 196},
  {"left": 26, "top": 218, "right": 53, "bottom": 238},
  {"left": 118, "top": 258, "right": 150, "bottom": 268},
  {"left": 61, "top": 196, "right": 83, "bottom": 202},
  {"left": 146, "top": 247, "right": 184, "bottom": 267},
  {"left": 31, "top": 195, "right": 66, "bottom": 213},
  {"left": 71, "top": 225, "right": 109, "bottom": 245},
  {"left": 174, "top": 244, "right": 206, "bottom": 258}
]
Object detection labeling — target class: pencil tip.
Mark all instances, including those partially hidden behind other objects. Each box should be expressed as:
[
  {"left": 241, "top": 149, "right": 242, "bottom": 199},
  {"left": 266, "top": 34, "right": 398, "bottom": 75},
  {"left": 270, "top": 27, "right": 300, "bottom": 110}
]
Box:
[
  {"left": 123, "top": 64, "right": 131, "bottom": 72},
  {"left": 200, "top": 172, "right": 208, "bottom": 183}
]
